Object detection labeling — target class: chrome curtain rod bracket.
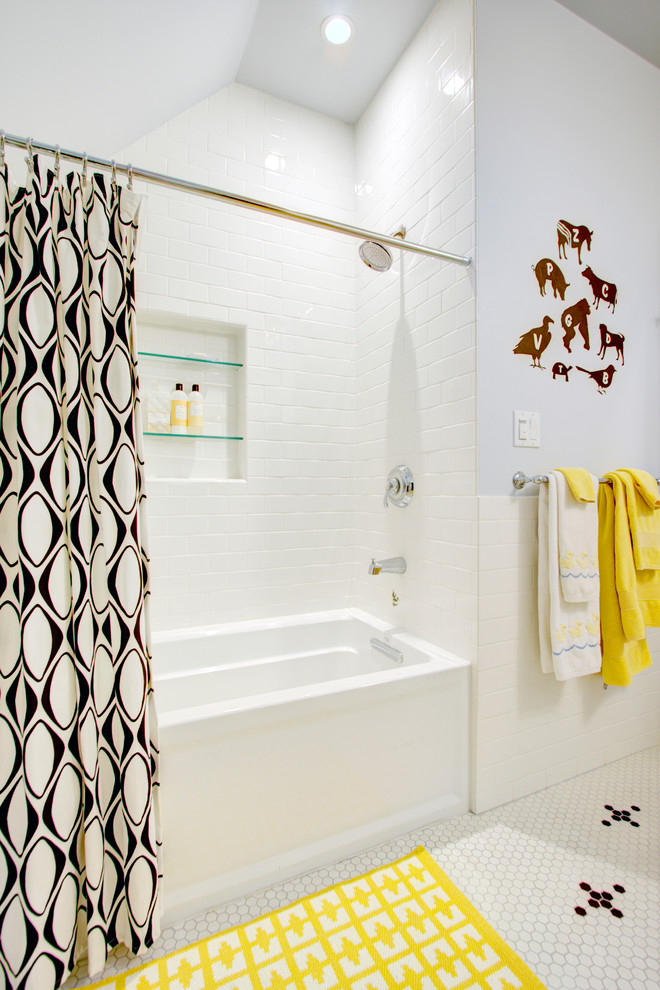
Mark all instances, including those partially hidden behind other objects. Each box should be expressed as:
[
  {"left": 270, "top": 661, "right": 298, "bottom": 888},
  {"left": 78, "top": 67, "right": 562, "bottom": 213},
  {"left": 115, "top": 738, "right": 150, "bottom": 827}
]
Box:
[
  {"left": 0, "top": 131, "right": 472, "bottom": 267},
  {"left": 513, "top": 471, "right": 660, "bottom": 490}
]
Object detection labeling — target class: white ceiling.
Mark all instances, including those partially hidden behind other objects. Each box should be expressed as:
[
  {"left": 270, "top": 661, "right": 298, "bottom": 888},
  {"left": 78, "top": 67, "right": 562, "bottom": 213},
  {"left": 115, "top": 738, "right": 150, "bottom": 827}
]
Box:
[{"left": 1, "top": 0, "right": 658, "bottom": 158}]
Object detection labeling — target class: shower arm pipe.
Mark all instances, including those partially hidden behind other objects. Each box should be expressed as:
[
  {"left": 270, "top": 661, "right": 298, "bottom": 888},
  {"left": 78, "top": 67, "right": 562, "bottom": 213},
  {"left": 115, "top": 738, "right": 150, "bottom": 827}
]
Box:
[{"left": 1, "top": 131, "right": 472, "bottom": 267}]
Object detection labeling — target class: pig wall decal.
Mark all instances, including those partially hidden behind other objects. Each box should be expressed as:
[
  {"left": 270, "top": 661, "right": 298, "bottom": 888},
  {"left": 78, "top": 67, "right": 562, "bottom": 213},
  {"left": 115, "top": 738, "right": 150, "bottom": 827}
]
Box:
[{"left": 533, "top": 258, "right": 570, "bottom": 300}]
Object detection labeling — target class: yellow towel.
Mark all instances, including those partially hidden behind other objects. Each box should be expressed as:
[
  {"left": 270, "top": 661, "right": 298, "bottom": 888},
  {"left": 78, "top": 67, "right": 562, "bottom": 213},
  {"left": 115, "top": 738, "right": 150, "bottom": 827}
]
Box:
[
  {"left": 556, "top": 467, "right": 596, "bottom": 502},
  {"left": 616, "top": 468, "right": 660, "bottom": 569},
  {"left": 609, "top": 471, "right": 660, "bottom": 630},
  {"left": 607, "top": 474, "right": 645, "bottom": 641},
  {"left": 598, "top": 481, "right": 653, "bottom": 686}
]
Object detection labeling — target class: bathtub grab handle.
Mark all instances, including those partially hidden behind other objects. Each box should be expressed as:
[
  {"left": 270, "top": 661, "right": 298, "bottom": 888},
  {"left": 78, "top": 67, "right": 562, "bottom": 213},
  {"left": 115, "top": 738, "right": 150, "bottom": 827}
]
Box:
[{"left": 370, "top": 637, "right": 403, "bottom": 664}]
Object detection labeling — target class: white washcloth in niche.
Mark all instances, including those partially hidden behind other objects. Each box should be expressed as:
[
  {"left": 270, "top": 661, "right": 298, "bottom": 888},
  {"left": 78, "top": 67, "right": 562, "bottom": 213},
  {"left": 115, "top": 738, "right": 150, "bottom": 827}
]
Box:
[
  {"left": 537, "top": 475, "right": 602, "bottom": 680},
  {"left": 556, "top": 471, "right": 600, "bottom": 603}
]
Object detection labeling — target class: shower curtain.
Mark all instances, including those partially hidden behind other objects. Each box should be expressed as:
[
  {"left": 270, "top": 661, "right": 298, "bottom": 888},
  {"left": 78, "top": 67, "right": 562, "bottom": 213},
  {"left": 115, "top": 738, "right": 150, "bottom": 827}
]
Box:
[{"left": 0, "top": 156, "right": 161, "bottom": 989}]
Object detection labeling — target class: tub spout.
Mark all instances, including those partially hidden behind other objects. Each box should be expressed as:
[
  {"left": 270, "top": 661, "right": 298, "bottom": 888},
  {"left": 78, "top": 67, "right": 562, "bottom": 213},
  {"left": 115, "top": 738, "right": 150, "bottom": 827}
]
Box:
[{"left": 369, "top": 556, "right": 407, "bottom": 575}]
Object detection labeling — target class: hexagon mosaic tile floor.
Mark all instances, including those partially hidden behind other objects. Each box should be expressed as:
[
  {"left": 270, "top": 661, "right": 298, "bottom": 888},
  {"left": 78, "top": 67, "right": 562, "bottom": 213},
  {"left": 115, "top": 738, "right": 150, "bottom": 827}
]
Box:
[{"left": 64, "top": 745, "right": 659, "bottom": 990}]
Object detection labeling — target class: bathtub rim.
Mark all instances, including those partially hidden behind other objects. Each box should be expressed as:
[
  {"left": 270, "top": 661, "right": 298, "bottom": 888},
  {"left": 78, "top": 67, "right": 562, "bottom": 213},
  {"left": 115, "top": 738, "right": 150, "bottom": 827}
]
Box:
[
  {"left": 151, "top": 606, "right": 469, "bottom": 669},
  {"left": 151, "top": 607, "right": 470, "bottom": 729}
]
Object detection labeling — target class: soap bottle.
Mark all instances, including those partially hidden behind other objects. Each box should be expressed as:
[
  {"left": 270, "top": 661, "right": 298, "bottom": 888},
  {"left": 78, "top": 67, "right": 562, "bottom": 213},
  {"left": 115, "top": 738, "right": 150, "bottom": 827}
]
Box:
[
  {"left": 170, "top": 383, "right": 188, "bottom": 435},
  {"left": 188, "top": 383, "right": 204, "bottom": 434}
]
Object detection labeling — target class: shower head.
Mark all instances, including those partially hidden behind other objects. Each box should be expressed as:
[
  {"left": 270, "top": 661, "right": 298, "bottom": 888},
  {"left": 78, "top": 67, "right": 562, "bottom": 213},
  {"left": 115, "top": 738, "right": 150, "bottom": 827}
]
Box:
[
  {"left": 358, "top": 227, "right": 406, "bottom": 272},
  {"left": 359, "top": 240, "right": 393, "bottom": 272}
]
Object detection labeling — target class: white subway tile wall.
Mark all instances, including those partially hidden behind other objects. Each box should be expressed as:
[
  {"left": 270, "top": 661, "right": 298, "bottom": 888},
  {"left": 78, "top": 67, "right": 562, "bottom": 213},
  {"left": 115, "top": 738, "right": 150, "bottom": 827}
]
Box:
[
  {"left": 120, "top": 0, "right": 478, "bottom": 654},
  {"left": 353, "top": 0, "right": 478, "bottom": 660},
  {"left": 120, "top": 82, "right": 359, "bottom": 630}
]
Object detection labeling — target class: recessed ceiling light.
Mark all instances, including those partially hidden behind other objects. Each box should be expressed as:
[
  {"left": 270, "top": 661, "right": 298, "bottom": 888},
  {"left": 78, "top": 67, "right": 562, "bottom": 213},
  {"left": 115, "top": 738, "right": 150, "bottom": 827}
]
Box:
[{"left": 322, "top": 15, "right": 353, "bottom": 45}]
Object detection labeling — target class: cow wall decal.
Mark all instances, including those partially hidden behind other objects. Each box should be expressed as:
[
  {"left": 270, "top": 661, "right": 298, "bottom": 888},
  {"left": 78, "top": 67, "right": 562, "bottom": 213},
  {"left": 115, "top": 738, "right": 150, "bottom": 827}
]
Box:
[
  {"left": 582, "top": 266, "right": 617, "bottom": 311},
  {"left": 514, "top": 217, "right": 624, "bottom": 396},
  {"left": 557, "top": 219, "right": 593, "bottom": 264}
]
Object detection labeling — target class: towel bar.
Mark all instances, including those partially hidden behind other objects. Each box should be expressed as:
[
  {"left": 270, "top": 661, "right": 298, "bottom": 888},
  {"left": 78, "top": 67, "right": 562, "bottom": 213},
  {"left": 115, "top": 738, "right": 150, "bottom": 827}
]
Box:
[{"left": 513, "top": 471, "right": 660, "bottom": 490}]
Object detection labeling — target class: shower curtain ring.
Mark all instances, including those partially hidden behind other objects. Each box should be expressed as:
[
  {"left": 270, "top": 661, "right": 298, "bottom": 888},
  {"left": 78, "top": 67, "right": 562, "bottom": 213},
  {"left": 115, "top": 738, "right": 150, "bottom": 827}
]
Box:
[
  {"left": 82, "top": 153, "right": 88, "bottom": 186},
  {"left": 54, "top": 145, "right": 61, "bottom": 180},
  {"left": 111, "top": 160, "right": 117, "bottom": 190},
  {"left": 25, "top": 137, "right": 34, "bottom": 172},
  {"left": 127, "top": 164, "right": 133, "bottom": 190},
  {"left": 0, "top": 131, "right": 5, "bottom": 166}
]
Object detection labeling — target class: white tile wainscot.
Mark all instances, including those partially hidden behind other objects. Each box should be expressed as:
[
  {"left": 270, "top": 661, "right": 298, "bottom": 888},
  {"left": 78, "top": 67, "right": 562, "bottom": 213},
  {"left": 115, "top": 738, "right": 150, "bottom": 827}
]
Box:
[{"left": 473, "top": 495, "right": 660, "bottom": 814}]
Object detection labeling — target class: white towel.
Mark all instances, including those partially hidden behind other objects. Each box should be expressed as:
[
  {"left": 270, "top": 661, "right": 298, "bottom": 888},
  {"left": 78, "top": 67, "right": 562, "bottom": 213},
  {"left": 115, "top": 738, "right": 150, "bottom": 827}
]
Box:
[
  {"left": 556, "top": 472, "right": 600, "bottom": 603},
  {"left": 537, "top": 474, "right": 602, "bottom": 681}
]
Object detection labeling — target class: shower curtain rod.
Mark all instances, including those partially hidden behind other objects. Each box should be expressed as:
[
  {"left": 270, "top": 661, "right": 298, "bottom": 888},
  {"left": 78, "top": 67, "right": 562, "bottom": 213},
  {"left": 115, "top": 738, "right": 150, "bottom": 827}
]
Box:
[{"left": 1, "top": 131, "right": 472, "bottom": 267}]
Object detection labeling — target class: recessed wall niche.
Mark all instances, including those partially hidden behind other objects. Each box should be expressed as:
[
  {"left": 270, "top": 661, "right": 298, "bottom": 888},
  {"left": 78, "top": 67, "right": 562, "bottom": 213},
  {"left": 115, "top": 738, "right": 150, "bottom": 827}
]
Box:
[{"left": 136, "top": 310, "right": 246, "bottom": 482}]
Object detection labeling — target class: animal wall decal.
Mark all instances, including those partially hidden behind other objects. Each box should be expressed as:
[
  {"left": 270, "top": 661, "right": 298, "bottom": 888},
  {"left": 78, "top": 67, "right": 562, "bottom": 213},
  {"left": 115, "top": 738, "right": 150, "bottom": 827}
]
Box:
[
  {"left": 552, "top": 362, "right": 572, "bottom": 381},
  {"left": 513, "top": 219, "right": 625, "bottom": 396},
  {"left": 576, "top": 364, "right": 616, "bottom": 394},
  {"left": 598, "top": 324, "right": 624, "bottom": 364},
  {"left": 513, "top": 316, "right": 554, "bottom": 368},
  {"left": 557, "top": 219, "right": 593, "bottom": 264},
  {"left": 561, "top": 298, "right": 591, "bottom": 352},
  {"left": 533, "top": 258, "right": 570, "bottom": 300},
  {"left": 582, "top": 266, "right": 617, "bottom": 311}
]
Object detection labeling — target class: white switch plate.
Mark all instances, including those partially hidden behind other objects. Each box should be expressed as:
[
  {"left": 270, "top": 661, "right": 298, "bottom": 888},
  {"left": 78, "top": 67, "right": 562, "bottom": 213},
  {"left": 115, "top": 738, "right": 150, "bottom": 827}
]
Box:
[{"left": 514, "top": 410, "right": 540, "bottom": 447}]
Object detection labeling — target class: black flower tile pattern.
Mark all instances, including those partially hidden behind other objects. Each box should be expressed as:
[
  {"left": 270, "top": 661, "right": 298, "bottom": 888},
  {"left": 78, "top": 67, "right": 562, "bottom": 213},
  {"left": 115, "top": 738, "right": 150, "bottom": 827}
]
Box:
[
  {"left": 576, "top": 882, "right": 625, "bottom": 917},
  {"left": 602, "top": 804, "right": 641, "bottom": 827}
]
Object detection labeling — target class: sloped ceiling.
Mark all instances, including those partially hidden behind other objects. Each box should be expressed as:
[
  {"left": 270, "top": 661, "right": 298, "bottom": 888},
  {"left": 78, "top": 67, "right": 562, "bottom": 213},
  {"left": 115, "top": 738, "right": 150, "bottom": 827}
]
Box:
[
  {"left": 1, "top": 0, "right": 260, "bottom": 155},
  {"left": 1, "top": 0, "right": 658, "bottom": 159},
  {"left": 555, "top": 0, "right": 660, "bottom": 73},
  {"left": 0, "top": 0, "right": 437, "bottom": 156}
]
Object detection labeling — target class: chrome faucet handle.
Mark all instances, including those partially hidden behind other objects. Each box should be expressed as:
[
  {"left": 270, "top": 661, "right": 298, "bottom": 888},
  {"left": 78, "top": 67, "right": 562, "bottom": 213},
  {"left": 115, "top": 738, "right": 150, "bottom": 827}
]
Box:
[{"left": 384, "top": 465, "right": 414, "bottom": 508}]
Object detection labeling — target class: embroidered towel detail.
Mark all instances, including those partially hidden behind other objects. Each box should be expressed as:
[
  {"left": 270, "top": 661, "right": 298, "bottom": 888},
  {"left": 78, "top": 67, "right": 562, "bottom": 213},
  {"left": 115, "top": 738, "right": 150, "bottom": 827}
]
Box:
[
  {"left": 555, "top": 470, "right": 600, "bottom": 604},
  {"left": 538, "top": 474, "right": 602, "bottom": 681},
  {"left": 556, "top": 467, "right": 596, "bottom": 502},
  {"left": 615, "top": 469, "right": 660, "bottom": 569}
]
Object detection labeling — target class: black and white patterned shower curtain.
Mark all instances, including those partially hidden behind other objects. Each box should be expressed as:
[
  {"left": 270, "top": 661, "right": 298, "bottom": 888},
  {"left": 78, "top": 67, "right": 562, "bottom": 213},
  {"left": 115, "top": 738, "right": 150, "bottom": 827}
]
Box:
[{"left": 0, "top": 156, "right": 161, "bottom": 989}]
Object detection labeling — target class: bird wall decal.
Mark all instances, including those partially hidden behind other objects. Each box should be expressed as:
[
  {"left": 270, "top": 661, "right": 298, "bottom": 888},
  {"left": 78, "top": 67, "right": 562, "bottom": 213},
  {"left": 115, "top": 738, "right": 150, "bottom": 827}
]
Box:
[
  {"left": 513, "top": 316, "right": 553, "bottom": 369},
  {"left": 576, "top": 364, "right": 616, "bottom": 394}
]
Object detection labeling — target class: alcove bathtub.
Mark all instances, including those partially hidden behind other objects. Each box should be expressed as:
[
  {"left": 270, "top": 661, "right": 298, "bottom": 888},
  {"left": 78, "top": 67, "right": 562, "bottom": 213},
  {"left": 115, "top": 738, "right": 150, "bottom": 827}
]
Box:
[{"left": 152, "top": 608, "right": 470, "bottom": 923}]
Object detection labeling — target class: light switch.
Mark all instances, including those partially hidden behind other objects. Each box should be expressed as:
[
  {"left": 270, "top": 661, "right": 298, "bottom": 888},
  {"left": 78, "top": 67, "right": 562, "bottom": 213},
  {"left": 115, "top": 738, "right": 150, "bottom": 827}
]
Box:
[{"left": 514, "top": 410, "right": 540, "bottom": 448}]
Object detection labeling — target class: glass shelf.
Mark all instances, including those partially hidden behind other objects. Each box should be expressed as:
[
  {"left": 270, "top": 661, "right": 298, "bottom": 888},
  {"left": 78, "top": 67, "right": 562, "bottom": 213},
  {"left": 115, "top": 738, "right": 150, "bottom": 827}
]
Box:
[
  {"left": 144, "top": 432, "right": 243, "bottom": 440},
  {"left": 138, "top": 350, "right": 243, "bottom": 368}
]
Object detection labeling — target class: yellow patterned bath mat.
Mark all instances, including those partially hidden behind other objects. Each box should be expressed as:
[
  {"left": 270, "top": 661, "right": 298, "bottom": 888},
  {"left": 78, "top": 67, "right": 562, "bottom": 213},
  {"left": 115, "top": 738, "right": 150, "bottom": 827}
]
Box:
[{"left": 83, "top": 847, "right": 545, "bottom": 989}]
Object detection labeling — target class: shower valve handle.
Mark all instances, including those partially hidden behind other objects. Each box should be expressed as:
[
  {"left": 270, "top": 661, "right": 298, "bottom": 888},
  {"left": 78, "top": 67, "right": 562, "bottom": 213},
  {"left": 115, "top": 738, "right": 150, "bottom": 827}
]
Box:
[{"left": 383, "top": 465, "right": 414, "bottom": 508}]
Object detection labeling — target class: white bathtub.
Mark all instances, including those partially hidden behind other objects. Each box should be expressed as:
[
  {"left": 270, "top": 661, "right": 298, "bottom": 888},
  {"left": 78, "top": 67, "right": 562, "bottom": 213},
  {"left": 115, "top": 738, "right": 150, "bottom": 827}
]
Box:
[{"left": 153, "top": 608, "right": 470, "bottom": 923}]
